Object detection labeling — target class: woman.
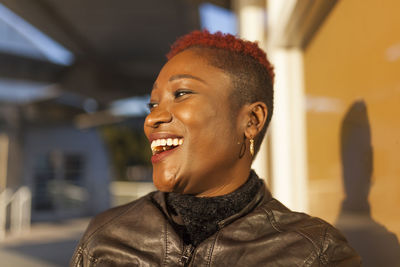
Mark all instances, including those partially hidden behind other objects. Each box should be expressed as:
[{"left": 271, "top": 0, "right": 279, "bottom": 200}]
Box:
[{"left": 71, "top": 31, "right": 360, "bottom": 266}]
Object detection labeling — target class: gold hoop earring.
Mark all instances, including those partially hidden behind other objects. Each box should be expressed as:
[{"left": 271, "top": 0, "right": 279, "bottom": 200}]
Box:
[
  {"left": 238, "top": 135, "right": 246, "bottom": 159},
  {"left": 250, "top": 138, "right": 254, "bottom": 157}
]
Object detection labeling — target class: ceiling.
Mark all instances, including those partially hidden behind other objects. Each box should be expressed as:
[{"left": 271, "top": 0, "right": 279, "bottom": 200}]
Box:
[{"left": 0, "top": 0, "right": 231, "bottom": 107}]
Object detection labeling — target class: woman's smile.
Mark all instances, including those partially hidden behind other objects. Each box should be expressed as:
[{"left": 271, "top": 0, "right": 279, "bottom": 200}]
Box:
[{"left": 149, "top": 133, "right": 184, "bottom": 163}]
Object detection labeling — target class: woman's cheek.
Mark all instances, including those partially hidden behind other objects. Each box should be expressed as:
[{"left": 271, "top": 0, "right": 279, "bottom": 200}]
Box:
[
  {"left": 175, "top": 100, "right": 204, "bottom": 120},
  {"left": 176, "top": 107, "right": 194, "bottom": 124}
]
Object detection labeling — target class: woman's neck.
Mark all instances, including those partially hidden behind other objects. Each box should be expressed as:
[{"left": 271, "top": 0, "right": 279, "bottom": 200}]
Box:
[
  {"left": 195, "top": 164, "right": 252, "bottom": 197},
  {"left": 166, "top": 170, "right": 262, "bottom": 246}
]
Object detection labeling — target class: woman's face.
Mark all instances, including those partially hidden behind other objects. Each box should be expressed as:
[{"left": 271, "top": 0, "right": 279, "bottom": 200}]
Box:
[{"left": 144, "top": 49, "right": 244, "bottom": 196}]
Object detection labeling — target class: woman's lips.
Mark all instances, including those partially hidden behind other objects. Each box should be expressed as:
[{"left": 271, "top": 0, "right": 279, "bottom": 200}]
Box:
[{"left": 151, "top": 145, "right": 180, "bottom": 163}]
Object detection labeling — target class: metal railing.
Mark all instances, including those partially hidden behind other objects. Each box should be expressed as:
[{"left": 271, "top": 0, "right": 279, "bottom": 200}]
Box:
[{"left": 0, "top": 186, "right": 31, "bottom": 240}]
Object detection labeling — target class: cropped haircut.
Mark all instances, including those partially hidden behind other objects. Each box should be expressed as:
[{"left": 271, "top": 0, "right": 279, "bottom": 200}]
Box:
[{"left": 167, "top": 30, "right": 274, "bottom": 156}]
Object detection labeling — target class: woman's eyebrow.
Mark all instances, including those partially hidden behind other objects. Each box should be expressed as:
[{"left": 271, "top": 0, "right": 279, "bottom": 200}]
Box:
[{"left": 169, "top": 74, "right": 207, "bottom": 84}]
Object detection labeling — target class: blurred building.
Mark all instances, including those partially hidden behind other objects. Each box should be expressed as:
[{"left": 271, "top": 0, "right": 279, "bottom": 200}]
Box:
[{"left": 0, "top": 9, "right": 110, "bottom": 222}]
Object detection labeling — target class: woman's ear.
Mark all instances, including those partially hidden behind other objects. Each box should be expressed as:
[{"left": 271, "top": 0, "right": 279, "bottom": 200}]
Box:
[{"left": 244, "top": 102, "right": 268, "bottom": 139}]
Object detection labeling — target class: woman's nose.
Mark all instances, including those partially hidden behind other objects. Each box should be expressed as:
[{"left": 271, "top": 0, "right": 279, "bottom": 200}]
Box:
[{"left": 144, "top": 106, "right": 172, "bottom": 128}]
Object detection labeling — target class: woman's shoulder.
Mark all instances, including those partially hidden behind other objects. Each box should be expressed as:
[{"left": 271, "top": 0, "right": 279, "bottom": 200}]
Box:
[
  {"left": 255, "top": 197, "right": 361, "bottom": 265},
  {"left": 70, "top": 191, "right": 167, "bottom": 266},
  {"left": 80, "top": 191, "right": 161, "bottom": 243}
]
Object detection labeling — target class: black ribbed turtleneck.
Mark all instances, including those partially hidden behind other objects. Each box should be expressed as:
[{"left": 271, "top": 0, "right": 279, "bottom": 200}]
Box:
[{"left": 166, "top": 170, "right": 263, "bottom": 246}]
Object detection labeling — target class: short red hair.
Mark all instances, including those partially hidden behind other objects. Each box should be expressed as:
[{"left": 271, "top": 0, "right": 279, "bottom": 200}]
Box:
[{"left": 166, "top": 30, "right": 274, "bottom": 83}]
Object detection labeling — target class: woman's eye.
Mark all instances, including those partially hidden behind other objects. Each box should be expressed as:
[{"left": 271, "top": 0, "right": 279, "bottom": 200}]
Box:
[
  {"left": 147, "top": 102, "right": 158, "bottom": 111},
  {"left": 174, "top": 90, "right": 192, "bottom": 98}
]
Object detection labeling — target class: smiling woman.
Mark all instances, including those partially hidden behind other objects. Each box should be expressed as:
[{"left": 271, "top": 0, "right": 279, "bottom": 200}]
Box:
[{"left": 70, "top": 31, "right": 361, "bottom": 266}]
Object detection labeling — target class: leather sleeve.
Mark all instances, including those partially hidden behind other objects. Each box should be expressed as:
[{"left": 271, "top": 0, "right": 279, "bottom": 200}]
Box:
[
  {"left": 69, "top": 197, "right": 152, "bottom": 267},
  {"left": 316, "top": 225, "right": 361, "bottom": 266},
  {"left": 70, "top": 245, "right": 99, "bottom": 267},
  {"left": 69, "top": 206, "right": 128, "bottom": 267},
  {"left": 70, "top": 246, "right": 84, "bottom": 267},
  {"left": 69, "top": 215, "right": 104, "bottom": 267}
]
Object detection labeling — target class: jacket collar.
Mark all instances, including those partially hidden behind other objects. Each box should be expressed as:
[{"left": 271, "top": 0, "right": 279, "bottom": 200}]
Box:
[
  {"left": 151, "top": 173, "right": 273, "bottom": 229},
  {"left": 217, "top": 182, "right": 271, "bottom": 228}
]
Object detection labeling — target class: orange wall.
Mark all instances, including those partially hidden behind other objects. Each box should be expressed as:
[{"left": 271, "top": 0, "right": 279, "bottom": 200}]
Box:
[{"left": 304, "top": 0, "right": 400, "bottom": 263}]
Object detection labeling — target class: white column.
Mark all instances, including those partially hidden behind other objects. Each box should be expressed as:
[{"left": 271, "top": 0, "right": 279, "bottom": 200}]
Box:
[
  {"left": 261, "top": 0, "right": 309, "bottom": 212},
  {"left": 0, "top": 134, "right": 9, "bottom": 191},
  {"left": 269, "top": 48, "right": 308, "bottom": 212},
  {"left": 234, "top": 0, "right": 266, "bottom": 43},
  {"left": 0, "top": 189, "right": 11, "bottom": 240}
]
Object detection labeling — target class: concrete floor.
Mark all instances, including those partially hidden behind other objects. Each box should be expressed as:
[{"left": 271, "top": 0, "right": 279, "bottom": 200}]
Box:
[{"left": 0, "top": 218, "right": 90, "bottom": 267}]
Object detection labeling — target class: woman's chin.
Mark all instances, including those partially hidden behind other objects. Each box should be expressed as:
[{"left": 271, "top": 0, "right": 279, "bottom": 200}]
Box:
[{"left": 152, "top": 170, "right": 179, "bottom": 192}]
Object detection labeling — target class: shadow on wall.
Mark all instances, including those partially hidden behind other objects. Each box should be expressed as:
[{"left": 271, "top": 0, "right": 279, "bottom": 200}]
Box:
[{"left": 335, "top": 100, "right": 400, "bottom": 267}]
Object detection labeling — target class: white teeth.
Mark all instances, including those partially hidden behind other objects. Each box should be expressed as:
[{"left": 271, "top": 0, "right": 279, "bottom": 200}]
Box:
[{"left": 150, "top": 138, "right": 184, "bottom": 153}]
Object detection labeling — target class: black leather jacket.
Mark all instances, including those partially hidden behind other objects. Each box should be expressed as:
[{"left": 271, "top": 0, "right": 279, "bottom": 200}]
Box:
[{"left": 71, "top": 183, "right": 361, "bottom": 266}]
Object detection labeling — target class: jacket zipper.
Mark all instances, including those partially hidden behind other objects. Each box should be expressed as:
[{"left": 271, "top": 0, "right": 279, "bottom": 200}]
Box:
[{"left": 180, "top": 244, "right": 195, "bottom": 266}]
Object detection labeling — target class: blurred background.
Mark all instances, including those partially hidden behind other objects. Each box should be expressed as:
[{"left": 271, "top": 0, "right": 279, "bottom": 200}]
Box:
[{"left": 0, "top": 0, "right": 399, "bottom": 266}]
